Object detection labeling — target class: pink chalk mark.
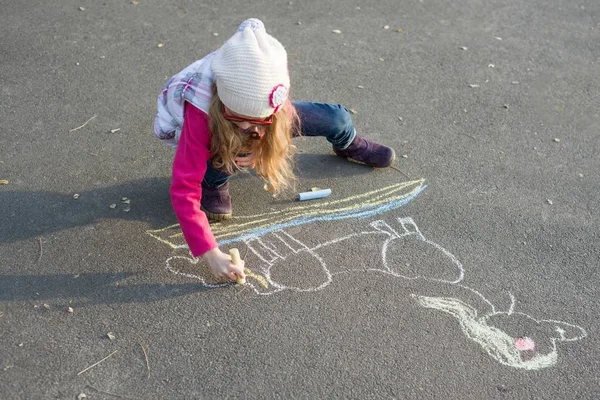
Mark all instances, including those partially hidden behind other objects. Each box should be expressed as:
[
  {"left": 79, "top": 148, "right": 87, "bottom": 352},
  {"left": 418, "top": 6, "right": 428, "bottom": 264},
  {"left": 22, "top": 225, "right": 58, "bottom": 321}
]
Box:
[{"left": 514, "top": 337, "right": 535, "bottom": 351}]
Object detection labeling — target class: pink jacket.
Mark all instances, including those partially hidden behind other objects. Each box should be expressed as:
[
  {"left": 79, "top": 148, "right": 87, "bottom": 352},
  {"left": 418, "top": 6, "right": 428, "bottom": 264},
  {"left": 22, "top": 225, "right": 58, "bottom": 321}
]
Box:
[{"left": 170, "top": 102, "right": 218, "bottom": 256}]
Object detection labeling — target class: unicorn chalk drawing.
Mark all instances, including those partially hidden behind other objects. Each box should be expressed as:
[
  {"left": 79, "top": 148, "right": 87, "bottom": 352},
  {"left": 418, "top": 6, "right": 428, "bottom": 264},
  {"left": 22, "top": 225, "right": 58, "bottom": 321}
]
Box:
[{"left": 146, "top": 181, "right": 587, "bottom": 370}]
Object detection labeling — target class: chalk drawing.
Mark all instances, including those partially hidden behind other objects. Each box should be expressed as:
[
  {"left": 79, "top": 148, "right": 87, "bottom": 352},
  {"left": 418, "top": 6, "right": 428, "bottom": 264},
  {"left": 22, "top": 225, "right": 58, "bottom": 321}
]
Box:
[
  {"left": 412, "top": 295, "right": 586, "bottom": 370},
  {"left": 146, "top": 179, "right": 427, "bottom": 249},
  {"left": 368, "top": 218, "right": 464, "bottom": 283},
  {"left": 514, "top": 337, "right": 535, "bottom": 351},
  {"left": 147, "top": 181, "right": 587, "bottom": 370},
  {"left": 165, "top": 255, "right": 269, "bottom": 289}
]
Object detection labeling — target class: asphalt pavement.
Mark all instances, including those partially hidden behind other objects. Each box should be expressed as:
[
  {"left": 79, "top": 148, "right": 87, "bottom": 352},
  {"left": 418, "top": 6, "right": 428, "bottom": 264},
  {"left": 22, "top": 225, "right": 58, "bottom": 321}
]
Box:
[{"left": 1, "top": 0, "right": 599, "bottom": 399}]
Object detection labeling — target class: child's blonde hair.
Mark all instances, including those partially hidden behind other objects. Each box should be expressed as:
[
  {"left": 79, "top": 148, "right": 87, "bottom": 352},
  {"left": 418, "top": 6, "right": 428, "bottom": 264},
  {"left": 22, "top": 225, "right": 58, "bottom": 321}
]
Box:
[{"left": 208, "top": 83, "right": 299, "bottom": 196}]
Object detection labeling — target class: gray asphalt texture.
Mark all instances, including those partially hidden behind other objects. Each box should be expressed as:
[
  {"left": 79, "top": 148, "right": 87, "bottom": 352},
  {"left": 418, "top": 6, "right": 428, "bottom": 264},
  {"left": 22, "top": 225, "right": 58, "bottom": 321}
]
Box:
[{"left": 1, "top": 0, "right": 599, "bottom": 399}]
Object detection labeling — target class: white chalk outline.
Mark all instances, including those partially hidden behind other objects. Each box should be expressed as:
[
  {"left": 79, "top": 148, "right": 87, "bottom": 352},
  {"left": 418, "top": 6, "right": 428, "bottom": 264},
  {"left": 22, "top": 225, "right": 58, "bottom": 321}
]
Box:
[
  {"left": 411, "top": 294, "right": 587, "bottom": 370},
  {"left": 152, "top": 216, "right": 587, "bottom": 371}
]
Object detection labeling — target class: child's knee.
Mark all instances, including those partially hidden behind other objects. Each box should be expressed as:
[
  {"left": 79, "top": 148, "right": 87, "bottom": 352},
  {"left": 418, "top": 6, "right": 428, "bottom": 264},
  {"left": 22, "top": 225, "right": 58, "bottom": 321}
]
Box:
[{"left": 330, "top": 105, "right": 353, "bottom": 134}]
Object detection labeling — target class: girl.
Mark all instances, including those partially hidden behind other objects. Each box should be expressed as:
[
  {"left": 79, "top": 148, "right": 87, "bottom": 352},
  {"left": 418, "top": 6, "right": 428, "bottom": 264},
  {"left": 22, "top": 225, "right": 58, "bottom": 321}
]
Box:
[{"left": 154, "top": 19, "right": 395, "bottom": 282}]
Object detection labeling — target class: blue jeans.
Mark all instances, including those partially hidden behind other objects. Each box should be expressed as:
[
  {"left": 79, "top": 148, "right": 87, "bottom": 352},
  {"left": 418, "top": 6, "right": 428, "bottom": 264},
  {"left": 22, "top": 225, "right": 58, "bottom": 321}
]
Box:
[{"left": 203, "top": 102, "right": 357, "bottom": 187}]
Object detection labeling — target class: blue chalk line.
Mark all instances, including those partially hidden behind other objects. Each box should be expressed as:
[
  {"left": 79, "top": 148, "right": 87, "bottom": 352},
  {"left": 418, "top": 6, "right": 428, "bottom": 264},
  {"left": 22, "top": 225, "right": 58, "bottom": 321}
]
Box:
[{"left": 217, "top": 184, "right": 427, "bottom": 246}]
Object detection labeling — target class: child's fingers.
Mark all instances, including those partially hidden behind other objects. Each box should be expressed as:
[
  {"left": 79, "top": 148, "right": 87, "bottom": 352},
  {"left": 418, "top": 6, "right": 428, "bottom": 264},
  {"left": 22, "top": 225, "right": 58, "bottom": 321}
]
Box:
[
  {"left": 219, "top": 271, "right": 238, "bottom": 281},
  {"left": 229, "top": 262, "right": 245, "bottom": 278},
  {"left": 231, "top": 264, "right": 245, "bottom": 278},
  {"left": 234, "top": 154, "right": 255, "bottom": 168},
  {"left": 231, "top": 271, "right": 246, "bottom": 282}
]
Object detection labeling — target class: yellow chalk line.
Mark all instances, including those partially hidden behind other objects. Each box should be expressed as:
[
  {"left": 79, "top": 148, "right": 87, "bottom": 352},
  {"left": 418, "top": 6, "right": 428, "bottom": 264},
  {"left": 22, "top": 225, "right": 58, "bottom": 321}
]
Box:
[
  {"left": 146, "top": 179, "right": 425, "bottom": 248},
  {"left": 212, "top": 179, "right": 425, "bottom": 240},
  {"left": 179, "top": 181, "right": 418, "bottom": 236},
  {"left": 146, "top": 223, "right": 183, "bottom": 250},
  {"left": 162, "top": 181, "right": 419, "bottom": 241},
  {"left": 244, "top": 268, "right": 269, "bottom": 288},
  {"left": 236, "top": 179, "right": 424, "bottom": 220}
]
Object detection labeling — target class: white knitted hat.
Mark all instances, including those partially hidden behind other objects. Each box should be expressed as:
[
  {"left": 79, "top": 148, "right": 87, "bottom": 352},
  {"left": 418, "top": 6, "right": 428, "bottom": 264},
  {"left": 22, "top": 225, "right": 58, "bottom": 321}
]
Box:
[{"left": 211, "top": 19, "right": 290, "bottom": 118}]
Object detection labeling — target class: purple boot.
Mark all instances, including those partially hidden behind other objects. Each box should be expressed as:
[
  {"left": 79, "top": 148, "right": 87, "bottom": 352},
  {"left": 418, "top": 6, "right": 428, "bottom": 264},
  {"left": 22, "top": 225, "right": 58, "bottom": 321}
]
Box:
[
  {"left": 334, "top": 135, "right": 396, "bottom": 168},
  {"left": 200, "top": 182, "right": 232, "bottom": 221}
]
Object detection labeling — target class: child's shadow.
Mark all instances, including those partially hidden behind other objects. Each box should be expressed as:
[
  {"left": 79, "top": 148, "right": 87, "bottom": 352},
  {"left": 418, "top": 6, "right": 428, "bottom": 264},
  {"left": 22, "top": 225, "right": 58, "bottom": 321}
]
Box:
[
  {"left": 294, "top": 152, "right": 376, "bottom": 180},
  {"left": 0, "top": 272, "right": 215, "bottom": 307},
  {"left": 0, "top": 154, "right": 377, "bottom": 245},
  {"left": 0, "top": 177, "right": 174, "bottom": 245}
]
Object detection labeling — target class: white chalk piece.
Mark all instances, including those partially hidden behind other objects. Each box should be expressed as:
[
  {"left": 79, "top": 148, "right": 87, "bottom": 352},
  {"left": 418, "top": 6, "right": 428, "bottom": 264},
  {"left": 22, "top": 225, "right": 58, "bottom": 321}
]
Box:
[{"left": 298, "top": 188, "right": 332, "bottom": 201}]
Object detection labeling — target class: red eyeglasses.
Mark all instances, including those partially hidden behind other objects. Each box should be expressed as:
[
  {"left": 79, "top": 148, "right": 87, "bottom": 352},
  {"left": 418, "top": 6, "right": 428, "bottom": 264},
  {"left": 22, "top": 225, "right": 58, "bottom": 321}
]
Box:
[{"left": 221, "top": 104, "right": 274, "bottom": 126}]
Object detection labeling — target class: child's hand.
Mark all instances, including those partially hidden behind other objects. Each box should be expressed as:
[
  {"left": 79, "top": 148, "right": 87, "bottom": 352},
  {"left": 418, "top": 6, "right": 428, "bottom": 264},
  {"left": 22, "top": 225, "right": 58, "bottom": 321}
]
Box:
[
  {"left": 202, "top": 248, "right": 246, "bottom": 281},
  {"left": 234, "top": 153, "right": 255, "bottom": 168}
]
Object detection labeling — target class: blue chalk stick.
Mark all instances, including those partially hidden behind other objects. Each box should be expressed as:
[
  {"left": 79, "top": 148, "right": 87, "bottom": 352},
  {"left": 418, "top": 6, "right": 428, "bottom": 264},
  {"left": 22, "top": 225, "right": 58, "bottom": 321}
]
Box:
[{"left": 297, "top": 188, "right": 332, "bottom": 201}]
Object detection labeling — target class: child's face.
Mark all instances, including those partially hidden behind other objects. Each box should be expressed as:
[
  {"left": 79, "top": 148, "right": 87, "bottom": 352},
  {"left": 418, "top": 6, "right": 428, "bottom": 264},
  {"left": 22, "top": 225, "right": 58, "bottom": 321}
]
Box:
[{"left": 222, "top": 105, "right": 272, "bottom": 139}]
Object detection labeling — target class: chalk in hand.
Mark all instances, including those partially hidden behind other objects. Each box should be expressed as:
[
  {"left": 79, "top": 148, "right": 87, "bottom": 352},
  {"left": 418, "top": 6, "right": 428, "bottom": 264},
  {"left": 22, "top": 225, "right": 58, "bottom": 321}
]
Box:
[
  {"left": 297, "top": 188, "right": 332, "bottom": 201},
  {"left": 229, "top": 248, "right": 246, "bottom": 284}
]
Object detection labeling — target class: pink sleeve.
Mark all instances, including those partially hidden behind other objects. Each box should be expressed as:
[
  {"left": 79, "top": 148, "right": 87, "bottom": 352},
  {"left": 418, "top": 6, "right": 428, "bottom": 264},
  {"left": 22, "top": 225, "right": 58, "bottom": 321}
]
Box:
[{"left": 170, "top": 102, "right": 218, "bottom": 257}]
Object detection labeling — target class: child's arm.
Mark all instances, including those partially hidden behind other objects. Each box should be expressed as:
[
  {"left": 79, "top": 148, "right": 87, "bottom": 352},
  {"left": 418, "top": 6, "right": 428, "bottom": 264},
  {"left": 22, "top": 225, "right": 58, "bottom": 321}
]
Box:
[{"left": 171, "top": 102, "right": 245, "bottom": 281}]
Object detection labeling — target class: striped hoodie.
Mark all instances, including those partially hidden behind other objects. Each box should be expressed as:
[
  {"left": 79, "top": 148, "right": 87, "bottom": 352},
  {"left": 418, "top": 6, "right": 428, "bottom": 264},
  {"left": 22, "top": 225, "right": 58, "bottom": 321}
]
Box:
[{"left": 154, "top": 51, "right": 217, "bottom": 148}]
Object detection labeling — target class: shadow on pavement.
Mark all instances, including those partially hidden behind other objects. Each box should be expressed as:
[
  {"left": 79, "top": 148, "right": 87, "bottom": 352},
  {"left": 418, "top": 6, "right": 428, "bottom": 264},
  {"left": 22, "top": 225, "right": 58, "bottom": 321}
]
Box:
[
  {"left": 294, "top": 152, "right": 376, "bottom": 180},
  {"left": 1, "top": 154, "right": 374, "bottom": 245},
  {"left": 0, "top": 272, "right": 215, "bottom": 306},
  {"left": 1, "top": 177, "right": 173, "bottom": 245}
]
